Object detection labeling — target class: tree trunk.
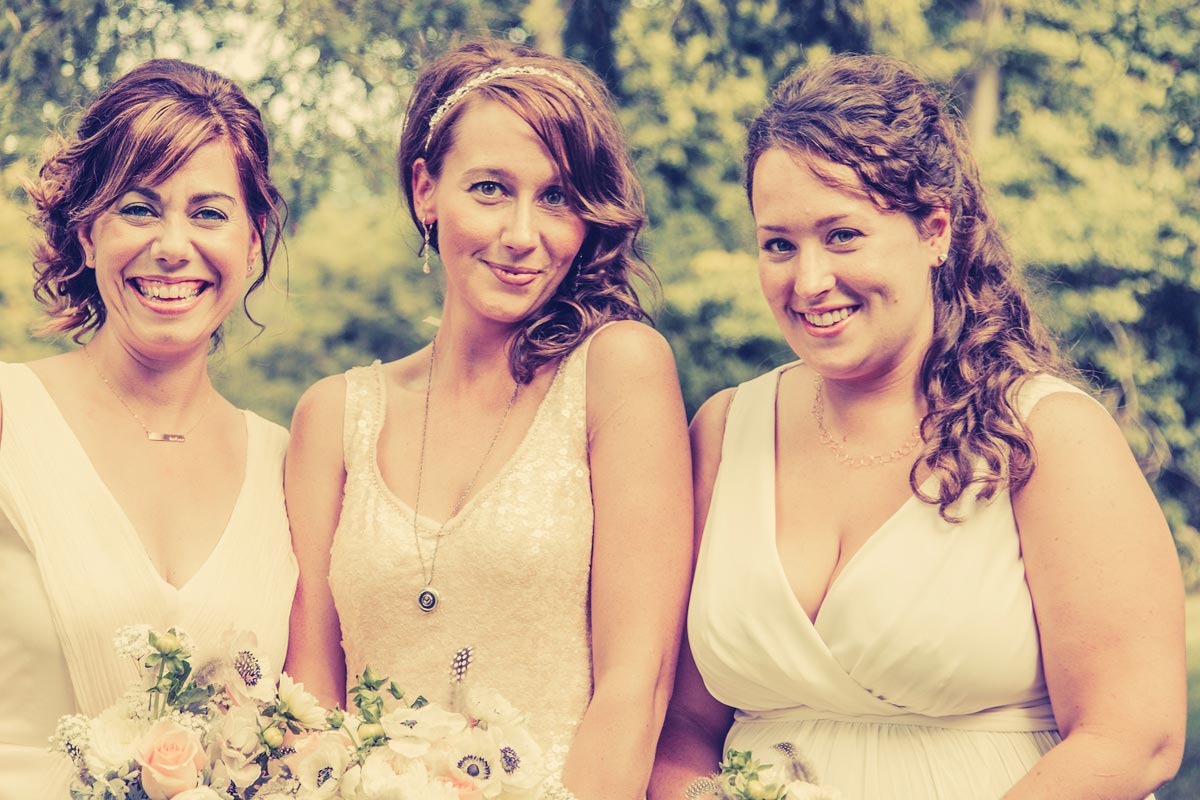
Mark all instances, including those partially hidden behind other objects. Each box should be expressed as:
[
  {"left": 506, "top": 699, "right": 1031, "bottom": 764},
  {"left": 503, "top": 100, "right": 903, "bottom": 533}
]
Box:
[{"left": 967, "top": 0, "right": 1002, "bottom": 150}]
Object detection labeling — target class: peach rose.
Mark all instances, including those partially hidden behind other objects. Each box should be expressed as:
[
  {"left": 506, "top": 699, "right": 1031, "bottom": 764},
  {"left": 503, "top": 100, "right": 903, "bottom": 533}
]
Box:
[{"left": 136, "top": 718, "right": 208, "bottom": 800}]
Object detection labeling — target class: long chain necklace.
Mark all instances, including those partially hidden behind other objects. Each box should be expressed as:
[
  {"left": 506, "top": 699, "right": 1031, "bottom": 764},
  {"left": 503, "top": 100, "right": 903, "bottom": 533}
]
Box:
[
  {"left": 83, "top": 345, "right": 214, "bottom": 443},
  {"left": 812, "top": 377, "right": 922, "bottom": 468},
  {"left": 412, "top": 337, "right": 519, "bottom": 612}
]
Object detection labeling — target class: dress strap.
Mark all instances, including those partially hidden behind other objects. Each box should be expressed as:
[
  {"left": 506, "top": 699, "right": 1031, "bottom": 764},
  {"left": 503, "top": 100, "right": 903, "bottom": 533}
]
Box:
[{"left": 341, "top": 361, "right": 384, "bottom": 477}]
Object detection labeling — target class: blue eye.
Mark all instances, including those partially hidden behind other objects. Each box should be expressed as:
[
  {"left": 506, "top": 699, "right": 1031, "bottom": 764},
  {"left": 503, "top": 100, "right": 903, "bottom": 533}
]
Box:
[
  {"left": 543, "top": 188, "right": 568, "bottom": 207},
  {"left": 762, "top": 238, "right": 795, "bottom": 254},
  {"left": 829, "top": 228, "right": 860, "bottom": 245},
  {"left": 119, "top": 203, "right": 155, "bottom": 218},
  {"left": 194, "top": 208, "right": 229, "bottom": 222}
]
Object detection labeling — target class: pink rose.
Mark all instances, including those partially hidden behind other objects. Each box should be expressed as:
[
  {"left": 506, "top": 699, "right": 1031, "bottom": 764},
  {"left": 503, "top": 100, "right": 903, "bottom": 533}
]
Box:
[{"left": 136, "top": 718, "right": 208, "bottom": 800}]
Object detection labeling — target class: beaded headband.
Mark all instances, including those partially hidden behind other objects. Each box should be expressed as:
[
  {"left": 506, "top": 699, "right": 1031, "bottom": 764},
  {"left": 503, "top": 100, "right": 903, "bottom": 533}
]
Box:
[{"left": 424, "top": 65, "right": 591, "bottom": 151}]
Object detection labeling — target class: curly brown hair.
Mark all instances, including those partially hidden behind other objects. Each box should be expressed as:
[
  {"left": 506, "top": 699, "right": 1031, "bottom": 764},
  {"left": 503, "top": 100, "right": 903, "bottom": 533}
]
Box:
[
  {"left": 398, "top": 39, "right": 654, "bottom": 383},
  {"left": 746, "top": 53, "right": 1075, "bottom": 520},
  {"left": 27, "top": 58, "right": 286, "bottom": 343}
]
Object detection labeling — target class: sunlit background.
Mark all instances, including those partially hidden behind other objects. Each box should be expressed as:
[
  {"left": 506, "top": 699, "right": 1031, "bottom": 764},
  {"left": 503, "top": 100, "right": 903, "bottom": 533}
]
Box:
[{"left": 2, "top": 1, "right": 1197, "bottom": 794}]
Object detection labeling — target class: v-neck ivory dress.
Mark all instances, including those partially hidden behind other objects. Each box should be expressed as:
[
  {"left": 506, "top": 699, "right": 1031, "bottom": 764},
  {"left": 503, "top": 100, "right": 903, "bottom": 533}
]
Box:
[
  {"left": 688, "top": 364, "right": 1109, "bottom": 799},
  {"left": 329, "top": 336, "right": 600, "bottom": 766},
  {"left": 0, "top": 362, "right": 298, "bottom": 799}
]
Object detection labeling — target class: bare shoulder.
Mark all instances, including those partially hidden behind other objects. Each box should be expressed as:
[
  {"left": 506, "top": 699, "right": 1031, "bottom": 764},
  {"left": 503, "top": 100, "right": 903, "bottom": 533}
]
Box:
[
  {"left": 586, "top": 319, "right": 676, "bottom": 379},
  {"left": 1023, "top": 388, "right": 1125, "bottom": 455},
  {"left": 291, "top": 373, "right": 349, "bottom": 437},
  {"left": 691, "top": 388, "right": 736, "bottom": 451}
]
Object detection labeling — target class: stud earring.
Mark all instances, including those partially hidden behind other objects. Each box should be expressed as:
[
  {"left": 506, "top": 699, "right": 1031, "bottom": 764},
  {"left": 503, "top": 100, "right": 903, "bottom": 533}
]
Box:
[
  {"left": 936, "top": 252, "right": 948, "bottom": 266},
  {"left": 421, "top": 218, "right": 432, "bottom": 275},
  {"left": 246, "top": 264, "right": 255, "bottom": 276}
]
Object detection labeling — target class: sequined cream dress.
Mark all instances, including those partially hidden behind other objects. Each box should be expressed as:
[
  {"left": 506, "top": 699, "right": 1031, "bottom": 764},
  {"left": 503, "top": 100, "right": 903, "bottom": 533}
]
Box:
[
  {"left": 687, "top": 365, "right": 1142, "bottom": 799},
  {"left": 0, "top": 362, "right": 298, "bottom": 800},
  {"left": 329, "top": 335, "right": 598, "bottom": 759}
]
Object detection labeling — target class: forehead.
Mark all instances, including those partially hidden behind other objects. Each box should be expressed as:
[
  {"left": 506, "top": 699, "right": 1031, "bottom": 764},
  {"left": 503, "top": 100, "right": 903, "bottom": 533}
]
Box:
[
  {"left": 752, "top": 147, "right": 872, "bottom": 214},
  {"left": 441, "top": 99, "right": 561, "bottom": 178}
]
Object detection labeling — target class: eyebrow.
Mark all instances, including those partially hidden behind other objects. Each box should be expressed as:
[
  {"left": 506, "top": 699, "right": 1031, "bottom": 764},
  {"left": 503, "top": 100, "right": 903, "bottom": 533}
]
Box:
[
  {"left": 758, "top": 214, "right": 850, "bottom": 233},
  {"left": 124, "top": 187, "right": 239, "bottom": 205},
  {"left": 461, "top": 166, "right": 563, "bottom": 186}
]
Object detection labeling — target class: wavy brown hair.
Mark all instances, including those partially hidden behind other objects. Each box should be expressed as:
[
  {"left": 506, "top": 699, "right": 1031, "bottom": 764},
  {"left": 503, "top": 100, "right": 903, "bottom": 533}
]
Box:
[
  {"left": 398, "top": 39, "right": 653, "bottom": 383},
  {"left": 746, "top": 54, "right": 1075, "bottom": 519},
  {"left": 27, "top": 58, "right": 286, "bottom": 343}
]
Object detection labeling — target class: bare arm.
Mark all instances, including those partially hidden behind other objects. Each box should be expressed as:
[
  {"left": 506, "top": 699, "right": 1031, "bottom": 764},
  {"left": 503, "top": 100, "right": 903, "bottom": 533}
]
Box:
[
  {"left": 648, "top": 388, "right": 737, "bottom": 798},
  {"left": 558, "top": 321, "right": 694, "bottom": 799},
  {"left": 283, "top": 375, "right": 351, "bottom": 711},
  {"left": 1005, "top": 391, "right": 1186, "bottom": 799}
]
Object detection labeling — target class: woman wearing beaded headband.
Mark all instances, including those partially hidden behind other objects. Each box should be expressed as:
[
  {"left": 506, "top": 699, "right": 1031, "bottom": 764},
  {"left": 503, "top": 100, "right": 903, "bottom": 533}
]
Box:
[
  {"left": 285, "top": 39, "right": 692, "bottom": 798},
  {"left": 650, "top": 54, "right": 1183, "bottom": 799},
  {"left": 0, "top": 59, "right": 297, "bottom": 794}
]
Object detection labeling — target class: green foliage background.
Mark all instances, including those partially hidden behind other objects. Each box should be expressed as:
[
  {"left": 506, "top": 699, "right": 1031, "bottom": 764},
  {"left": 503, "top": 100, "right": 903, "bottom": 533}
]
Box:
[
  {"left": 2, "top": 0, "right": 1199, "bottom": 791},
  {"left": 2, "top": 6, "right": 1199, "bottom": 788}
]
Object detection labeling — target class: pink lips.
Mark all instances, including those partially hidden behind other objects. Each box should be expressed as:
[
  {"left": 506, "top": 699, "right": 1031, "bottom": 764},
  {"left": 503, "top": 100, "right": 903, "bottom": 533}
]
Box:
[{"left": 486, "top": 262, "right": 540, "bottom": 287}]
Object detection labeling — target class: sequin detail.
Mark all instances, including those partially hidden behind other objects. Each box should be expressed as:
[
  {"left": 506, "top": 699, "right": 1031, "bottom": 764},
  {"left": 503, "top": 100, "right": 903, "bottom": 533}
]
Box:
[{"left": 330, "top": 337, "right": 600, "bottom": 756}]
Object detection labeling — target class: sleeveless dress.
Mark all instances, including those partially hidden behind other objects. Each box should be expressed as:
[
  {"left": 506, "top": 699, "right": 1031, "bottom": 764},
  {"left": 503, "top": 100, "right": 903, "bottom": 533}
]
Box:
[
  {"left": 688, "top": 365, "right": 1107, "bottom": 799},
  {"left": 329, "top": 337, "right": 597, "bottom": 763},
  {"left": 0, "top": 362, "right": 299, "bottom": 800}
]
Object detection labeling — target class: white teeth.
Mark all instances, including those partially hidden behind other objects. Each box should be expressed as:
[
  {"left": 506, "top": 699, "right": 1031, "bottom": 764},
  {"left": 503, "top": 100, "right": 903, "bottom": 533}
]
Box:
[
  {"left": 803, "top": 307, "right": 855, "bottom": 327},
  {"left": 134, "top": 280, "right": 204, "bottom": 300}
]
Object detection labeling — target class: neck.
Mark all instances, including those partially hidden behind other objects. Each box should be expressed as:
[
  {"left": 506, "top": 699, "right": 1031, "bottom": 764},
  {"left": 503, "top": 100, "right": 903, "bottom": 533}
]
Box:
[
  {"left": 84, "top": 331, "right": 213, "bottom": 410},
  {"left": 817, "top": 364, "right": 926, "bottom": 436},
  {"left": 428, "top": 313, "right": 521, "bottom": 388}
]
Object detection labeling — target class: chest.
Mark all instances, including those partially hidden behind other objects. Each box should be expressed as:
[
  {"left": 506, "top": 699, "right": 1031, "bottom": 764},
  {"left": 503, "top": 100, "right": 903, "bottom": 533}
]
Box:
[
  {"left": 75, "top": 424, "right": 246, "bottom": 589},
  {"left": 775, "top": 445, "right": 918, "bottom": 621}
]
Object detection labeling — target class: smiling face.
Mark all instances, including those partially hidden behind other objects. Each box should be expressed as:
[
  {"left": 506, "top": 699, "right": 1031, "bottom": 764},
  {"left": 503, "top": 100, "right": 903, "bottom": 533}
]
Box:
[
  {"left": 77, "top": 139, "right": 259, "bottom": 361},
  {"left": 752, "top": 147, "right": 950, "bottom": 385},
  {"left": 412, "top": 99, "right": 588, "bottom": 332}
]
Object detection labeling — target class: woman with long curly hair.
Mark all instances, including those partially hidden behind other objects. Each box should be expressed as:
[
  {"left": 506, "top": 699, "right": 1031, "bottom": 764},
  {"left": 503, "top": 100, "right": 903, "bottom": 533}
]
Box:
[
  {"left": 284, "top": 38, "right": 693, "bottom": 799},
  {"left": 650, "top": 54, "right": 1184, "bottom": 799},
  {"left": 0, "top": 59, "right": 296, "bottom": 795}
]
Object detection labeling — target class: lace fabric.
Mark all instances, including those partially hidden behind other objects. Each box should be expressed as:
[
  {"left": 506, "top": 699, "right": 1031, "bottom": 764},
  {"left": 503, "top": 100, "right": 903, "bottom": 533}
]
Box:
[{"left": 330, "top": 341, "right": 598, "bottom": 753}]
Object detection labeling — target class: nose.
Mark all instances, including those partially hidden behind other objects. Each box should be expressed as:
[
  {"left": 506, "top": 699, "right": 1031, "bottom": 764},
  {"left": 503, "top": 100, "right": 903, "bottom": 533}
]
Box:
[
  {"left": 791, "top": 247, "right": 836, "bottom": 302},
  {"left": 500, "top": 200, "right": 537, "bottom": 254},
  {"left": 149, "top": 215, "right": 191, "bottom": 268}
]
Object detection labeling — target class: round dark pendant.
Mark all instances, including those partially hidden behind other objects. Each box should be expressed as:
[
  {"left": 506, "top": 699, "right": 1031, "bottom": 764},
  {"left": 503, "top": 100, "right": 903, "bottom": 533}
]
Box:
[{"left": 417, "top": 587, "right": 440, "bottom": 613}]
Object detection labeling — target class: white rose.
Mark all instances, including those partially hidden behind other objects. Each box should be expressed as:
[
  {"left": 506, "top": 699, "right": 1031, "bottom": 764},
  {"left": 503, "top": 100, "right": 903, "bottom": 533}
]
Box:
[
  {"left": 82, "top": 706, "right": 143, "bottom": 777},
  {"left": 171, "top": 788, "right": 224, "bottom": 800},
  {"left": 210, "top": 705, "right": 268, "bottom": 791}
]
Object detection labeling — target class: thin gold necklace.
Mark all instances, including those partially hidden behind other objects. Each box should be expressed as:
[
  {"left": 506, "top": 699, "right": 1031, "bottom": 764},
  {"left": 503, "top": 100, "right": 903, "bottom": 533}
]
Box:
[
  {"left": 412, "top": 337, "right": 519, "bottom": 612},
  {"left": 812, "top": 377, "right": 922, "bottom": 468},
  {"left": 82, "top": 345, "right": 214, "bottom": 443}
]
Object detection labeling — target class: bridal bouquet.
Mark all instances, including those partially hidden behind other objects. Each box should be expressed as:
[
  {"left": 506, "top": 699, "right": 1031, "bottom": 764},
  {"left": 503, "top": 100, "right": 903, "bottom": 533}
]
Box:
[
  {"left": 52, "top": 629, "right": 548, "bottom": 799},
  {"left": 312, "top": 647, "right": 548, "bottom": 799},
  {"left": 684, "top": 744, "right": 842, "bottom": 800},
  {"left": 50, "top": 625, "right": 329, "bottom": 799}
]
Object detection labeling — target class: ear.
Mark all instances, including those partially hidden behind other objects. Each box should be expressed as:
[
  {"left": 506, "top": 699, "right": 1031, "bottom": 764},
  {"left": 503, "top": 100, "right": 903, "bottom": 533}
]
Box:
[
  {"left": 76, "top": 226, "right": 96, "bottom": 269},
  {"left": 412, "top": 158, "right": 437, "bottom": 224},
  {"left": 247, "top": 217, "right": 263, "bottom": 268},
  {"left": 923, "top": 207, "right": 952, "bottom": 267}
]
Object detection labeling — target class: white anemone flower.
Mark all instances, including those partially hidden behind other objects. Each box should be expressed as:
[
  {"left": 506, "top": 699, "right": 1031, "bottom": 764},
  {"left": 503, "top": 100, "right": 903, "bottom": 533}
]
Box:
[{"left": 381, "top": 704, "right": 467, "bottom": 759}]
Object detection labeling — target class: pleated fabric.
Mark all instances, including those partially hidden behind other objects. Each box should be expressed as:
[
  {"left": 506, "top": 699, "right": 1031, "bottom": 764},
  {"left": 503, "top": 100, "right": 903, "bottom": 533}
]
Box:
[
  {"left": 687, "top": 365, "right": 1136, "bottom": 799},
  {"left": 0, "top": 362, "right": 298, "bottom": 799}
]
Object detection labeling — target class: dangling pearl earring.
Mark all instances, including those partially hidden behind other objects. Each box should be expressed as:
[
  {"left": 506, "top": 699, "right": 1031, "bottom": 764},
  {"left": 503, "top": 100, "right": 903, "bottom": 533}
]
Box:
[{"left": 422, "top": 218, "right": 433, "bottom": 275}]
